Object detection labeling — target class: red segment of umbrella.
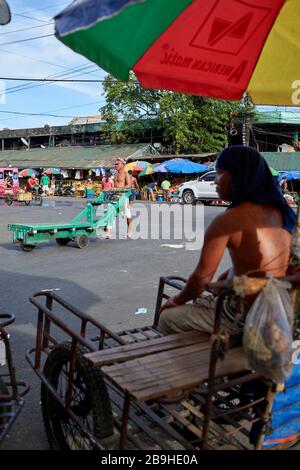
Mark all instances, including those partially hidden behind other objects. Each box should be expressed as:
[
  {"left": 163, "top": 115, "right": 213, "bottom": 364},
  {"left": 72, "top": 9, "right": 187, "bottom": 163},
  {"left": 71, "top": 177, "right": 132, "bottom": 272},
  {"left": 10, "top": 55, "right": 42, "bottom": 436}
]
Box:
[{"left": 133, "top": 0, "right": 283, "bottom": 101}]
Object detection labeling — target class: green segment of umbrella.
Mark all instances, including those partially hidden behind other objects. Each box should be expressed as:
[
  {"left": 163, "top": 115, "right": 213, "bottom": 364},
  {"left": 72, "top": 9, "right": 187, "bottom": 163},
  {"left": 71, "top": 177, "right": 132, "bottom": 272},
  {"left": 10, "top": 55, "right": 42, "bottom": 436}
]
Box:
[
  {"left": 139, "top": 166, "right": 154, "bottom": 176},
  {"left": 56, "top": 0, "right": 192, "bottom": 81}
]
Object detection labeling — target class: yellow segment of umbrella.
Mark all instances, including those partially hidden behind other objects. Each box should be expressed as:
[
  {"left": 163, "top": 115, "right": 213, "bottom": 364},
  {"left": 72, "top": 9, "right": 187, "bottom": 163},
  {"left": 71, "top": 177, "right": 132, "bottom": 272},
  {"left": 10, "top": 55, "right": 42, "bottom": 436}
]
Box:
[
  {"left": 139, "top": 166, "right": 155, "bottom": 176},
  {"left": 125, "top": 161, "right": 151, "bottom": 172}
]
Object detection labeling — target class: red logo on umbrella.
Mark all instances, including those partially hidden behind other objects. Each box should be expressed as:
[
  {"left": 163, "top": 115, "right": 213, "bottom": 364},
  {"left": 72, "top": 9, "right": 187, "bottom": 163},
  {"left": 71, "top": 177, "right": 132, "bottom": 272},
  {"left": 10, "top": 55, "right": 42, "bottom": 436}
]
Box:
[{"left": 190, "top": 0, "right": 273, "bottom": 55}]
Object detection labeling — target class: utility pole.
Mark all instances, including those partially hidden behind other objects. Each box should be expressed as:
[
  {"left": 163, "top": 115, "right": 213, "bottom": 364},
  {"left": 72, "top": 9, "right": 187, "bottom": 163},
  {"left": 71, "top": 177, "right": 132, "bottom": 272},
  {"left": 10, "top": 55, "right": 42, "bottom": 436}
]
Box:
[{"left": 242, "top": 94, "right": 251, "bottom": 146}]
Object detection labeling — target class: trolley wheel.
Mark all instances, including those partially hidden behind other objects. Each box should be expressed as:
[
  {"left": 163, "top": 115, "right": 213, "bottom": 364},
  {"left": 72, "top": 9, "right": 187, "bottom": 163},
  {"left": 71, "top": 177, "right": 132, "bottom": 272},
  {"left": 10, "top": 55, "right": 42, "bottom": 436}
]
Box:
[
  {"left": 0, "top": 376, "right": 10, "bottom": 429},
  {"left": 41, "top": 342, "right": 114, "bottom": 450},
  {"left": 4, "top": 194, "right": 13, "bottom": 206},
  {"left": 56, "top": 238, "right": 71, "bottom": 246},
  {"left": 34, "top": 195, "right": 42, "bottom": 206},
  {"left": 75, "top": 233, "right": 89, "bottom": 249},
  {"left": 20, "top": 241, "right": 35, "bottom": 252}
]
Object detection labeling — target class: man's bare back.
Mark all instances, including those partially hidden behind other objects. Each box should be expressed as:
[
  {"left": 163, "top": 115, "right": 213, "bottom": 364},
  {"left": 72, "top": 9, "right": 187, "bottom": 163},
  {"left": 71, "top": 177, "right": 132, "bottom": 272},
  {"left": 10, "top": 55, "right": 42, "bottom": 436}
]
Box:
[
  {"left": 220, "top": 202, "right": 291, "bottom": 278},
  {"left": 158, "top": 146, "right": 296, "bottom": 335}
]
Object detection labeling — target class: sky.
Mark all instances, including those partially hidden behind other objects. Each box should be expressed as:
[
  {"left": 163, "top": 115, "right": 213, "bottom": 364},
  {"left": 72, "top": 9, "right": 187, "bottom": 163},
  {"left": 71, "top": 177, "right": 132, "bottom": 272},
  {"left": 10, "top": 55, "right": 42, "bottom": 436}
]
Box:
[{"left": 0, "top": 0, "right": 107, "bottom": 130}]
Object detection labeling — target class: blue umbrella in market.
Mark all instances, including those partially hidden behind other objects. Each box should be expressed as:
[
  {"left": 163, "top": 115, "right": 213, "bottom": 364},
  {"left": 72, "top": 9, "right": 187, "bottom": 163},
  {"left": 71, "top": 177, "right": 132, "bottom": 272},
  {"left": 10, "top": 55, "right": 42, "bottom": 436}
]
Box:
[
  {"left": 154, "top": 158, "right": 209, "bottom": 174},
  {"left": 278, "top": 171, "right": 300, "bottom": 181}
]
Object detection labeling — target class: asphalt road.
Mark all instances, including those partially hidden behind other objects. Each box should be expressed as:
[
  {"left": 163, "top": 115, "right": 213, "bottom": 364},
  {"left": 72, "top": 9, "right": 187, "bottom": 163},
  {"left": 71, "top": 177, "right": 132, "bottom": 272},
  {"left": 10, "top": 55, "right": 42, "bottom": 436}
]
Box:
[{"left": 0, "top": 198, "right": 230, "bottom": 450}]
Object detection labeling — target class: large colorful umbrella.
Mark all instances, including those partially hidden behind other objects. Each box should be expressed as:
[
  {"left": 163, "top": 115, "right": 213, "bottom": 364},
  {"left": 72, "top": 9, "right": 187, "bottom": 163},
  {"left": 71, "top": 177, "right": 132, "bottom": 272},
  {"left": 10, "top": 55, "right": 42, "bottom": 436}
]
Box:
[
  {"left": 139, "top": 166, "right": 154, "bottom": 177},
  {"left": 55, "top": 0, "right": 300, "bottom": 106},
  {"left": 43, "top": 168, "right": 61, "bottom": 175},
  {"left": 19, "top": 169, "right": 37, "bottom": 177},
  {"left": 125, "top": 161, "right": 151, "bottom": 172}
]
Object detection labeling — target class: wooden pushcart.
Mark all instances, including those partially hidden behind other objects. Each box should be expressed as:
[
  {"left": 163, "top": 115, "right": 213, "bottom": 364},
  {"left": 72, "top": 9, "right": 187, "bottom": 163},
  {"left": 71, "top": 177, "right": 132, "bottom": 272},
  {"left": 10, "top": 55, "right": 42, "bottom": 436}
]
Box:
[{"left": 25, "top": 275, "right": 300, "bottom": 450}]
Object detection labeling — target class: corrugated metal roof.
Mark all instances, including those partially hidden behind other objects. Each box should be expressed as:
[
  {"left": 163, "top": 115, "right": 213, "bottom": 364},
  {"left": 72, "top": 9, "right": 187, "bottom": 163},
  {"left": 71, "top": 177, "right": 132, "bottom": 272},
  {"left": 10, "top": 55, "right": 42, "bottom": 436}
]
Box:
[
  {"left": 68, "top": 116, "right": 103, "bottom": 125},
  {"left": 261, "top": 152, "right": 300, "bottom": 171},
  {"left": 255, "top": 111, "right": 300, "bottom": 125},
  {"left": 0, "top": 144, "right": 158, "bottom": 169}
]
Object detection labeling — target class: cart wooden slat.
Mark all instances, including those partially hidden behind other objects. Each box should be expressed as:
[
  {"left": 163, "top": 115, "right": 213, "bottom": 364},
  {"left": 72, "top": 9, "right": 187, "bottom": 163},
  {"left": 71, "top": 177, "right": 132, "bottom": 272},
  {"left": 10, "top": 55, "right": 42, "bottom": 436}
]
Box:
[
  {"left": 85, "top": 330, "right": 209, "bottom": 366},
  {"left": 86, "top": 331, "right": 247, "bottom": 402}
]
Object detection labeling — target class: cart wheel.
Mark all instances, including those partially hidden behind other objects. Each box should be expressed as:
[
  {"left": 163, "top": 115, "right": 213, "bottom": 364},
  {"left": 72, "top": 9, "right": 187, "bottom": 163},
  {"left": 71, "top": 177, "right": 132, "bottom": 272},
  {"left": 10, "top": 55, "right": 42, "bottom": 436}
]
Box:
[
  {"left": 56, "top": 238, "right": 71, "bottom": 246},
  {"left": 0, "top": 376, "right": 10, "bottom": 429},
  {"left": 25, "top": 200, "right": 31, "bottom": 206},
  {"left": 41, "top": 342, "right": 113, "bottom": 450},
  {"left": 75, "top": 233, "right": 89, "bottom": 249},
  {"left": 34, "top": 195, "right": 42, "bottom": 206},
  {"left": 20, "top": 241, "right": 35, "bottom": 252},
  {"left": 5, "top": 194, "right": 13, "bottom": 206}
]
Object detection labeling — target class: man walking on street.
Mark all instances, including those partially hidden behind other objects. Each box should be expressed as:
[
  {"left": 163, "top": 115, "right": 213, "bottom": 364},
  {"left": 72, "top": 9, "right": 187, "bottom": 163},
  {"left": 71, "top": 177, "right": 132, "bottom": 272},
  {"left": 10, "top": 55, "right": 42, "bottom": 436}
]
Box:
[{"left": 105, "top": 157, "right": 133, "bottom": 239}]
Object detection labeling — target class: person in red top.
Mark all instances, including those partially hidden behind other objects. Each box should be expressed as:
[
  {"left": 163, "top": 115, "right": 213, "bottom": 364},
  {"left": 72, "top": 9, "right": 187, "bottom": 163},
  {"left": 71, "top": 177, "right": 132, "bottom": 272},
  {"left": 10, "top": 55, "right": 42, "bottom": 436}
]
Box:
[
  {"left": 102, "top": 171, "right": 114, "bottom": 190},
  {"left": 26, "top": 176, "right": 36, "bottom": 192}
]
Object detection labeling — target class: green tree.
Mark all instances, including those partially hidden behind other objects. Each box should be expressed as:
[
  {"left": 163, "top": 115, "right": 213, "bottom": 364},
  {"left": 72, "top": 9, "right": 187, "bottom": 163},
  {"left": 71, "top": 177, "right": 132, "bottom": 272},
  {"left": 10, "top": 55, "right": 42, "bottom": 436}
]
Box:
[{"left": 100, "top": 73, "right": 249, "bottom": 152}]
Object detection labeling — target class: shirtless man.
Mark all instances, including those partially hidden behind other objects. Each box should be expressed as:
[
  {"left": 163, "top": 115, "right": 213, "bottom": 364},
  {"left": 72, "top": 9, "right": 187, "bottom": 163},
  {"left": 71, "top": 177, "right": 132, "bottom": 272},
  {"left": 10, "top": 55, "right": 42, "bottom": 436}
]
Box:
[
  {"left": 128, "top": 170, "right": 139, "bottom": 202},
  {"left": 113, "top": 157, "right": 133, "bottom": 235},
  {"left": 158, "top": 146, "right": 296, "bottom": 335}
]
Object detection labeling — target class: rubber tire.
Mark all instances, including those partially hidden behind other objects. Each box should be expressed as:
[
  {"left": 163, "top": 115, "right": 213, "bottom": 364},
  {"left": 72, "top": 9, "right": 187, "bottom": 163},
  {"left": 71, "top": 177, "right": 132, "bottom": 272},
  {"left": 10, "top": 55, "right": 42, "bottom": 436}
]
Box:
[
  {"left": 41, "top": 342, "right": 114, "bottom": 450},
  {"left": 182, "top": 190, "right": 195, "bottom": 204},
  {"left": 0, "top": 376, "right": 10, "bottom": 430},
  {"left": 34, "top": 195, "right": 42, "bottom": 206},
  {"left": 75, "top": 234, "right": 89, "bottom": 249},
  {"left": 5, "top": 195, "right": 13, "bottom": 206},
  {"left": 20, "top": 241, "right": 35, "bottom": 252},
  {"left": 56, "top": 238, "right": 71, "bottom": 246}
]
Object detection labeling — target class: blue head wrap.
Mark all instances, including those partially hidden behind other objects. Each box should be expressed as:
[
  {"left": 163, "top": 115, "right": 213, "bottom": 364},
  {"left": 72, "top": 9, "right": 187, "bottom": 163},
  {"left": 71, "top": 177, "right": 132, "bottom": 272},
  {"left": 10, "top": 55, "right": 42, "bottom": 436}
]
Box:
[{"left": 216, "top": 146, "right": 296, "bottom": 233}]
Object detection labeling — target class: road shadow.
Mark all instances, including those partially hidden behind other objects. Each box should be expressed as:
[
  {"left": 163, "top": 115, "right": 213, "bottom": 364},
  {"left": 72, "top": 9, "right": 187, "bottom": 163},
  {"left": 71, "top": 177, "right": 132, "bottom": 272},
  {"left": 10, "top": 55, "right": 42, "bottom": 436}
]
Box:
[{"left": 0, "top": 269, "right": 102, "bottom": 450}]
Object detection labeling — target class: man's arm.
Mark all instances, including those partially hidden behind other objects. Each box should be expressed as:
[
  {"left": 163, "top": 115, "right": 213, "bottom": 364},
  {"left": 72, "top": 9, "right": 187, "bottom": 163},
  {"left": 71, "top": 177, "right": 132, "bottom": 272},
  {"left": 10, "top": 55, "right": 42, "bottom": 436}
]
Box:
[{"left": 162, "top": 215, "right": 230, "bottom": 310}]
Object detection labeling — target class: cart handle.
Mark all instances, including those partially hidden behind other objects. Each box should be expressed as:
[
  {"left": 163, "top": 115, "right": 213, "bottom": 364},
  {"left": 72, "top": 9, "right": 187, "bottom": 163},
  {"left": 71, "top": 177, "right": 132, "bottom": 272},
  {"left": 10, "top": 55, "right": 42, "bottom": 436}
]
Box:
[{"left": 0, "top": 313, "right": 15, "bottom": 328}]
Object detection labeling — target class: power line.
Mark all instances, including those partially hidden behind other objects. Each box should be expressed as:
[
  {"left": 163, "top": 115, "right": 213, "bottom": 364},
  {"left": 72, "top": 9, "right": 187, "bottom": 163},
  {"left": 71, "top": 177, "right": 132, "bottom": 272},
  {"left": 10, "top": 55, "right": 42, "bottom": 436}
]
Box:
[
  {"left": 12, "top": 13, "right": 50, "bottom": 24},
  {"left": 0, "top": 110, "right": 96, "bottom": 118},
  {"left": 0, "top": 47, "right": 103, "bottom": 80},
  {"left": 0, "top": 100, "right": 105, "bottom": 124},
  {"left": 0, "top": 23, "right": 53, "bottom": 36},
  {"left": 3, "top": 66, "right": 101, "bottom": 97},
  {"left": 0, "top": 34, "right": 53, "bottom": 47},
  {"left": 1, "top": 77, "right": 103, "bottom": 83},
  {"left": 15, "top": 2, "right": 70, "bottom": 15}
]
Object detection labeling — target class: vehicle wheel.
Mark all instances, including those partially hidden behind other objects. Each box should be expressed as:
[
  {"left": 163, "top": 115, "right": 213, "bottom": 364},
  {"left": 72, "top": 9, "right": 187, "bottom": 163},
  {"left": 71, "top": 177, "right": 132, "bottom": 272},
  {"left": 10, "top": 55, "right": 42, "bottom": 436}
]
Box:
[
  {"left": 0, "top": 376, "right": 10, "bottom": 429},
  {"left": 56, "top": 238, "right": 71, "bottom": 246},
  {"left": 182, "top": 190, "right": 195, "bottom": 204},
  {"left": 25, "top": 200, "right": 31, "bottom": 206},
  {"left": 41, "top": 342, "right": 114, "bottom": 450},
  {"left": 75, "top": 234, "right": 89, "bottom": 249},
  {"left": 4, "top": 195, "right": 13, "bottom": 206},
  {"left": 20, "top": 241, "right": 35, "bottom": 252},
  {"left": 34, "top": 195, "right": 43, "bottom": 206}
]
